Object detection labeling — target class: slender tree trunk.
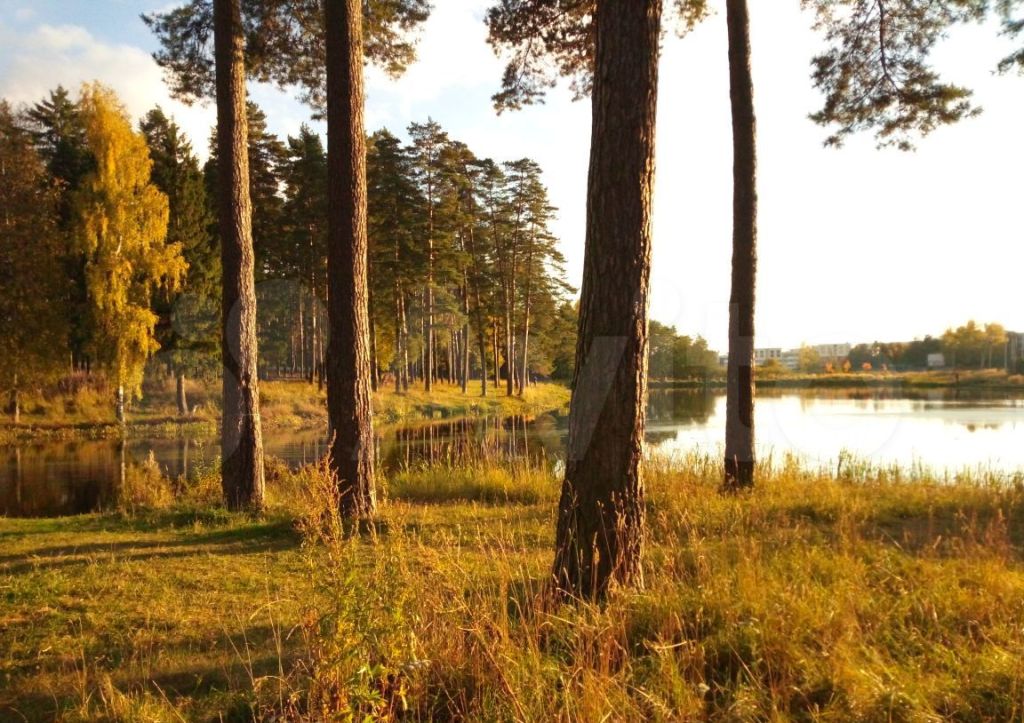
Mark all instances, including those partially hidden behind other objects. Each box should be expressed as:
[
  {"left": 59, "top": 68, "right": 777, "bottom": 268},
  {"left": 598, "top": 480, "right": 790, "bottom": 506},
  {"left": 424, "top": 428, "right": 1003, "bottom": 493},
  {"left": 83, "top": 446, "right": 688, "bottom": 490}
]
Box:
[
  {"left": 478, "top": 323, "right": 488, "bottom": 397},
  {"left": 400, "top": 292, "right": 410, "bottom": 391},
  {"left": 309, "top": 273, "right": 319, "bottom": 385},
  {"left": 10, "top": 374, "right": 19, "bottom": 425},
  {"left": 298, "top": 287, "right": 306, "bottom": 377},
  {"left": 492, "top": 319, "right": 500, "bottom": 389},
  {"left": 214, "top": 0, "right": 265, "bottom": 511},
  {"left": 551, "top": 0, "right": 660, "bottom": 600},
  {"left": 723, "top": 0, "right": 758, "bottom": 491},
  {"left": 325, "top": 0, "right": 376, "bottom": 517},
  {"left": 504, "top": 294, "right": 515, "bottom": 397},
  {"left": 519, "top": 255, "right": 533, "bottom": 397},
  {"left": 394, "top": 282, "right": 403, "bottom": 394},
  {"left": 115, "top": 384, "right": 126, "bottom": 425},
  {"left": 176, "top": 371, "right": 189, "bottom": 416},
  {"left": 462, "top": 278, "right": 470, "bottom": 394},
  {"left": 369, "top": 291, "right": 379, "bottom": 392}
]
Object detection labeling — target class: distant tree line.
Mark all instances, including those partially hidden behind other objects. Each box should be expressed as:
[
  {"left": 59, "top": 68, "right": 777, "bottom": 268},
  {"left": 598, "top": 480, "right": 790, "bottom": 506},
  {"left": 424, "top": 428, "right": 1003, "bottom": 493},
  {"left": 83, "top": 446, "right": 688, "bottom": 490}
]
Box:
[
  {"left": 0, "top": 85, "right": 588, "bottom": 423},
  {"left": 845, "top": 322, "right": 1013, "bottom": 372}
]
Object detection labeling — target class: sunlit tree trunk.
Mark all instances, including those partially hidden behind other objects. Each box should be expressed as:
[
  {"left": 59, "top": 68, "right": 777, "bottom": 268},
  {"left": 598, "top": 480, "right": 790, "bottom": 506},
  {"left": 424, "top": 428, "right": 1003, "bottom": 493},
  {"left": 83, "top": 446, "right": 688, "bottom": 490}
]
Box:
[
  {"left": 325, "top": 0, "right": 376, "bottom": 517},
  {"left": 214, "top": 0, "right": 265, "bottom": 511},
  {"left": 115, "top": 385, "right": 126, "bottom": 425},
  {"left": 552, "top": 0, "right": 660, "bottom": 600},
  {"left": 723, "top": 0, "right": 758, "bottom": 491}
]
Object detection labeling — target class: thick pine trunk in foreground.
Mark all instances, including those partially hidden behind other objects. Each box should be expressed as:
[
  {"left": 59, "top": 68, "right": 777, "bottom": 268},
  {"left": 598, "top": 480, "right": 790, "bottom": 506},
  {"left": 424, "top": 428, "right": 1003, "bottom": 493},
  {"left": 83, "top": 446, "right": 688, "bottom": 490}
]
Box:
[
  {"left": 551, "top": 0, "right": 660, "bottom": 601},
  {"left": 325, "top": 0, "right": 376, "bottom": 518},
  {"left": 723, "top": 0, "right": 758, "bottom": 491},
  {"left": 214, "top": 0, "right": 265, "bottom": 512}
]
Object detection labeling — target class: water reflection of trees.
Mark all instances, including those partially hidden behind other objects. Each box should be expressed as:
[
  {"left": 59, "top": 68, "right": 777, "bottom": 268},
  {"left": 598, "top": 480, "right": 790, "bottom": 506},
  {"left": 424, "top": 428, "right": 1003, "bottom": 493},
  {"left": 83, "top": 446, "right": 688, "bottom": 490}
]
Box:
[
  {"left": 1, "top": 443, "right": 116, "bottom": 517},
  {"left": 646, "top": 390, "right": 716, "bottom": 426},
  {"left": 378, "top": 414, "right": 564, "bottom": 473}
]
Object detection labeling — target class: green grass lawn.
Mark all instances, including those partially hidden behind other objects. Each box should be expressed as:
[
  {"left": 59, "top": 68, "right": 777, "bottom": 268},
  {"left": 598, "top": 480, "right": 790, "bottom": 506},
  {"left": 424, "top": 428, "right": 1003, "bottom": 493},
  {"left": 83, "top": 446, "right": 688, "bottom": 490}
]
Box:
[{"left": 2, "top": 455, "right": 1023, "bottom": 721}]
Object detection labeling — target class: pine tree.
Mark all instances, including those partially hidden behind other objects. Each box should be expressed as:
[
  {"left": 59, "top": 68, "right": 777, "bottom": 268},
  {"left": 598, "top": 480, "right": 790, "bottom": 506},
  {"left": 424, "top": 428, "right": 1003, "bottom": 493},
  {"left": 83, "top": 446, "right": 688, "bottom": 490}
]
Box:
[
  {"left": 278, "top": 125, "right": 328, "bottom": 385},
  {"left": 214, "top": 0, "right": 265, "bottom": 511},
  {"left": 805, "top": 0, "right": 986, "bottom": 149},
  {"left": 140, "top": 106, "right": 218, "bottom": 415},
  {"left": 71, "top": 84, "right": 185, "bottom": 423},
  {"left": 0, "top": 102, "right": 68, "bottom": 423},
  {"left": 723, "top": 0, "right": 758, "bottom": 490},
  {"left": 24, "top": 86, "right": 95, "bottom": 371},
  {"left": 325, "top": 0, "right": 376, "bottom": 517},
  {"left": 367, "top": 129, "right": 424, "bottom": 393}
]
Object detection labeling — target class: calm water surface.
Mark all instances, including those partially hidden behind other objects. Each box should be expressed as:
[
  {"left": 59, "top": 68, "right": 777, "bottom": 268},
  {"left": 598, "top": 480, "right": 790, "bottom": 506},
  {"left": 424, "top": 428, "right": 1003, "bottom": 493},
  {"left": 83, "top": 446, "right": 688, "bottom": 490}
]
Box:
[{"left": 3, "top": 389, "right": 1022, "bottom": 517}]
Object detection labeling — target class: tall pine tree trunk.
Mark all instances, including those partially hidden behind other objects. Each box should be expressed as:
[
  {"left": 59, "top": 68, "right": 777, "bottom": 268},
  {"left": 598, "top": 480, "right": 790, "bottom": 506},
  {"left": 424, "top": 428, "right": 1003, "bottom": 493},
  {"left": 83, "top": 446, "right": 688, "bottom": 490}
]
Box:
[
  {"left": 215, "top": 0, "right": 265, "bottom": 512},
  {"left": 325, "top": 0, "right": 376, "bottom": 518},
  {"left": 551, "top": 0, "right": 660, "bottom": 600},
  {"left": 723, "top": 0, "right": 758, "bottom": 491}
]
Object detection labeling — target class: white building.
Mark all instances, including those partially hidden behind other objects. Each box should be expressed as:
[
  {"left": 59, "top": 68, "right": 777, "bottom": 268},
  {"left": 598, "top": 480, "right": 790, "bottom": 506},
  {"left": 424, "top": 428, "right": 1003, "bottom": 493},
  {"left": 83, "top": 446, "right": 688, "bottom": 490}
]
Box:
[{"left": 927, "top": 353, "right": 946, "bottom": 369}]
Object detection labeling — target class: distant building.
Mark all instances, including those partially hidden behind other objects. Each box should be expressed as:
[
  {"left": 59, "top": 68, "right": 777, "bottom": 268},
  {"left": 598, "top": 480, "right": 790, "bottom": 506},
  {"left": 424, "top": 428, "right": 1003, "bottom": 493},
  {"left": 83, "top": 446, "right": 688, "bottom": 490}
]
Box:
[
  {"left": 813, "top": 343, "right": 852, "bottom": 361},
  {"left": 717, "top": 348, "right": 783, "bottom": 367},
  {"left": 754, "top": 348, "right": 782, "bottom": 365},
  {"left": 927, "top": 353, "right": 946, "bottom": 369},
  {"left": 778, "top": 343, "right": 851, "bottom": 371},
  {"left": 1008, "top": 332, "right": 1024, "bottom": 373}
]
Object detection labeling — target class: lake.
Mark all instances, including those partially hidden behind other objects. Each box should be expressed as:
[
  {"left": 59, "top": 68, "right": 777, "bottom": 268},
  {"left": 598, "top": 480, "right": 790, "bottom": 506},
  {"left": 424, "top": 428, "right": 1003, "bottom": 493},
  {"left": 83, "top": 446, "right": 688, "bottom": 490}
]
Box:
[{"left": 3, "top": 389, "right": 1023, "bottom": 517}]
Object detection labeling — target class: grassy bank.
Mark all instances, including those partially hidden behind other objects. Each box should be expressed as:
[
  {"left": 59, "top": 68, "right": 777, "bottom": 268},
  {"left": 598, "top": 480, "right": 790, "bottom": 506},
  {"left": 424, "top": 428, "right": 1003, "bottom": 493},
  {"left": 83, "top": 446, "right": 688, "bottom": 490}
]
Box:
[
  {"left": 652, "top": 368, "right": 1024, "bottom": 391},
  {"left": 2, "top": 457, "right": 1023, "bottom": 720},
  {"left": 0, "top": 379, "right": 570, "bottom": 442}
]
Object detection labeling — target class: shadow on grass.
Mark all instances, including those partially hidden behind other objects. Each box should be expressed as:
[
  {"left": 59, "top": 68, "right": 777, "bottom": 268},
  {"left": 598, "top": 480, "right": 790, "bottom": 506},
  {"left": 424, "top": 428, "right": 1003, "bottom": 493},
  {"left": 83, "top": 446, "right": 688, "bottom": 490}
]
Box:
[{"left": 0, "top": 517, "right": 301, "bottom": 574}]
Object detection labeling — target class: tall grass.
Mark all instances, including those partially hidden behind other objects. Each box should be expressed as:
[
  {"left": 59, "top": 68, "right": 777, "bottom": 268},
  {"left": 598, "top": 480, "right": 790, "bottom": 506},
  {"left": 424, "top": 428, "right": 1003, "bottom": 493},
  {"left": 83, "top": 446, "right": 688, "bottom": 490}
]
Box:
[
  {"left": 3, "top": 452, "right": 1023, "bottom": 720},
  {"left": 248, "top": 455, "right": 1024, "bottom": 721}
]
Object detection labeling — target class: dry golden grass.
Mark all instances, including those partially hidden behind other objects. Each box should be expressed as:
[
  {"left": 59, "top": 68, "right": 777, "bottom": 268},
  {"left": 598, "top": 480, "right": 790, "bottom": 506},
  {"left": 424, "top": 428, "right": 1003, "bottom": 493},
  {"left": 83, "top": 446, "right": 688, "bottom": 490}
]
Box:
[{"left": 1, "top": 453, "right": 1023, "bottom": 721}]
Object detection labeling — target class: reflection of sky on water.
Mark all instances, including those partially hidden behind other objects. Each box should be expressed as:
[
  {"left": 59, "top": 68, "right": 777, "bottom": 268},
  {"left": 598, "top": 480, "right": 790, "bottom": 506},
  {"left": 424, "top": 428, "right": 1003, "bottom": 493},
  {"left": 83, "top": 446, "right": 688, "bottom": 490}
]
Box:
[{"left": 649, "top": 394, "right": 1024, "bottom": 473}]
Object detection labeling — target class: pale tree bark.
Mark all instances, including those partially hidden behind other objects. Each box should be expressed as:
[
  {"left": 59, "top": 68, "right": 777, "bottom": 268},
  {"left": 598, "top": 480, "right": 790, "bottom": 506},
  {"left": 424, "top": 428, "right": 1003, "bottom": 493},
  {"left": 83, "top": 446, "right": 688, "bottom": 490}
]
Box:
[
  {"left": 214, "top": 0, "right": 265, "bottom": 511},
  {"left": 325, "top": 0, "right": 376, "bottom": 518},
  {"left": 723, "top": 0, "right": 758, "bottom": 491},
  {"left": 115, "top": 385, "right": 126, "bottom": 425},
  {"left": 551, "top": 0, "right": 660, "bottom": 601}
]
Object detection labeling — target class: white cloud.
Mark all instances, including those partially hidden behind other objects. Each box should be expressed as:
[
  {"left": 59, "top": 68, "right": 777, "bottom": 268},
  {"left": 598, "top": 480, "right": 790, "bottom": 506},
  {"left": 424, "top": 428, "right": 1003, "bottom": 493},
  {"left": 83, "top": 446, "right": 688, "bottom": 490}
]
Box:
[{"left": 0, "top": 22, "right": 216, "bottom": 158}]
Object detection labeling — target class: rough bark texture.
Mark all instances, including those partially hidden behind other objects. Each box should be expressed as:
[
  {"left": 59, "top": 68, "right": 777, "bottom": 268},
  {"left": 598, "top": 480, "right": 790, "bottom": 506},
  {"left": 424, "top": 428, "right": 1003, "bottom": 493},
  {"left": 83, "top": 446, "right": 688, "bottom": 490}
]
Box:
[
  {"left": 723, "top": 0, "right": 758, "bottom": 491},
  {"left": 215, "top": 0, "right": 266, "bottom": 512},
  {"left": 325, "top": 0, "right": 377, "bottom": 518},
  {"left": 551, "top": 0, "right": 660, "bottom": 601}
]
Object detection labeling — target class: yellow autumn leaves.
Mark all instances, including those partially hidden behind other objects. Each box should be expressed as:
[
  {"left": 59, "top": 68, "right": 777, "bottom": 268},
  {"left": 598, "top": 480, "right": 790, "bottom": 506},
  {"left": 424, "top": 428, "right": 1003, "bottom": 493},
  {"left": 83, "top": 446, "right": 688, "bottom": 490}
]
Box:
[{"left": 72, "top": 83, "right": 187, "bottom": 399}]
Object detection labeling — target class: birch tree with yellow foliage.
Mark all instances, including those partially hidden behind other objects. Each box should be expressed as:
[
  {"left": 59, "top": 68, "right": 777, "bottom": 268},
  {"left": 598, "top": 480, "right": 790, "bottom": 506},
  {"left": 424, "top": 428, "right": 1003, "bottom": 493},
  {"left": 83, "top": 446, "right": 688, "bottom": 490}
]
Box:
[{"left": 72, "top": 84, "right": 185, "bottom": 423}]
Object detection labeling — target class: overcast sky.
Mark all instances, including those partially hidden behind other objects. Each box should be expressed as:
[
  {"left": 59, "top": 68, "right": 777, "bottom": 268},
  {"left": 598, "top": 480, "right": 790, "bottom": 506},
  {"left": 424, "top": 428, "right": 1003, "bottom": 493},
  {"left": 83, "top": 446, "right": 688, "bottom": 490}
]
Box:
[{"left": 2, "top": 0, "right": 1022, "bottom": 352}]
